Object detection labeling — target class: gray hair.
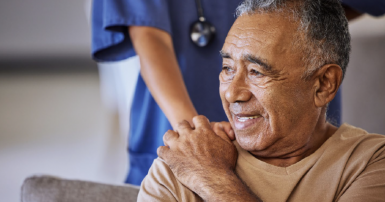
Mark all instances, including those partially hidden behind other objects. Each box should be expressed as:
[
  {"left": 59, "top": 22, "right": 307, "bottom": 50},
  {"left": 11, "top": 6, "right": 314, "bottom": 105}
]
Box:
[{"left": 236, "top": 0, "right": 351, "bottom": 80}]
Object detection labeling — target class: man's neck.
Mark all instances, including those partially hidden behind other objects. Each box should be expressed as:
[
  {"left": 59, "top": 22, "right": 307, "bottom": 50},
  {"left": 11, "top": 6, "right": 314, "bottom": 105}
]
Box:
[{"left": 255, "top": 122, "right": 338, "bottom": 167}]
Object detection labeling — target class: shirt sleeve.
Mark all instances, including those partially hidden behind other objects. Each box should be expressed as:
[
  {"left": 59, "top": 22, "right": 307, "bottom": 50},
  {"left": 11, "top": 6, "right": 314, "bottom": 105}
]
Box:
[
  {"left": 341, "top": 0, "right": 385, "bottom": 17},
  {"left": 337, "top": 146, "right": 385, "bottom": 202},
  {"left": 91, "top": 0, "right": 172, "bottom": 62},
  {"left": 138, "top": 158, "right": 203, "bottom": 202}
]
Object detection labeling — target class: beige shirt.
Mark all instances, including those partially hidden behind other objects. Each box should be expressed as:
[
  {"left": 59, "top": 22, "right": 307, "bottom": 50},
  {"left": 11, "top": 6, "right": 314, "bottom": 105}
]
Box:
[{"left": 138, "top": 124, "right": 385, "bottom": 202}]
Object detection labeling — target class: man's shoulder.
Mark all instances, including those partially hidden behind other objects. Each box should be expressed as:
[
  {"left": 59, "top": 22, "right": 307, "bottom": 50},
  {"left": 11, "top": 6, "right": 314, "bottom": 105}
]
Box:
[
  {"left": 336, "top": 123, "right": 385, "bottom": 153},
  {"left": 332, "top": 124, "right": 385, "bottom": 201},
  {"left": 145, "top": 158, "right": 174, "bottom": 182},
  {"left": 139, "top": 158, "right": 178, "bottom": 196},
  {"left": 138, "top": 158, "right": 203, "bottom": 202},
  {"left": 326, "top": 124, "right": 385, "bottom": 164}
]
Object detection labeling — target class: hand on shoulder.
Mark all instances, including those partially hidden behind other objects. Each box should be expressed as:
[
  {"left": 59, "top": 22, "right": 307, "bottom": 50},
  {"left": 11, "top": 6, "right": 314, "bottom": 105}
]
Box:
[
  {"left": 210, "top": 121, "right": 235, "bottom": 141},
  {"left": 157, "top": 115, "right": 238, "bottom": 198}
]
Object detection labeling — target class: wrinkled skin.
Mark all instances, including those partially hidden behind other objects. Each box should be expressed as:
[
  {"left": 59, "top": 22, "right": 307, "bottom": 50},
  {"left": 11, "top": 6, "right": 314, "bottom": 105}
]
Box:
[
  {"left": 220, "top": 13, "right": 338, "bottom": 166},
  {"left": 211, "top": 121, "right": 235, "bottom": 140},
  {"left": 158, "top": 116, "right": 240, "bottom": 200},
  {"left": 158, "top": 12, "right": 341, "bottom": 201}
]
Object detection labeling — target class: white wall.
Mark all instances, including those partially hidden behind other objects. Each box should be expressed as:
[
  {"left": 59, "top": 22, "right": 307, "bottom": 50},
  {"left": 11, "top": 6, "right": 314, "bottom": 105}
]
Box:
[
  {"left": 342, "top": 15, "right": 385, "bottom": 134},
  {"left": 0, "top": 72, "right": 128, "bottom": 202},
  {"left": 0, "top": 0, "right": 91, "bottom": 60}
]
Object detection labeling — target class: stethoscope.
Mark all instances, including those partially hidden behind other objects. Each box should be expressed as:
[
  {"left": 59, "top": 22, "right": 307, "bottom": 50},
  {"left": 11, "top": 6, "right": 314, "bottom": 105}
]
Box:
[{"left": 190, "top": 0, "right": 216, "bottom": 47}]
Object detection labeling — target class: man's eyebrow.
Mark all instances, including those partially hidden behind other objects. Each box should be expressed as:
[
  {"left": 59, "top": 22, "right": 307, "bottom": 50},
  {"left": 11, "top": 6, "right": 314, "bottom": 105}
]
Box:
[
  {"left": 220, "top": 51, "right": 274, "bottom": 72},
  {"left": 245, "top": 54, "right": 272, "bottom": 72},
  {"left": 219, "top": 50, "right": 231, "bottom": 59}
]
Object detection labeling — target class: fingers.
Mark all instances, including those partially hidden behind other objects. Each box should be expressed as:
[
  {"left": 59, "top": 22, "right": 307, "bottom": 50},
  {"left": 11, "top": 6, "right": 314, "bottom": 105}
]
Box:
[
  {"left": 175, "top": 120, "right": 193, "bottom": 134},
  {"left": 192, "top": 115, "right": 211, "bottom": 129},
  {"left": 163, "top": 130, "right": 179, "bottom": 147},
  {"left": 157, "top": 146, "right": 170, "bottom": 160},
  {"left": 212, "top": 123, "right": 232, "bottom": 144},
  {"left": 211, "top": 121, "right": 236, "bottom": 141},
  {"left": 210, "top": 122, "right": 217, "bottom": 130},
  {"left": 221, "top": 121, "right": 235, "bottom": 140}
]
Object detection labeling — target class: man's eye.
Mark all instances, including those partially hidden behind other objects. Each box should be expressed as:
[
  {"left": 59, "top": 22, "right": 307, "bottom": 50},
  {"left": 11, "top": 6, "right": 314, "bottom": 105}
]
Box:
[
  {"left": 250, "top": 69, "right": 264, "bottom": 77},
  {"left": 222, "top": 66, "right": 234, "bottom": 73},
  {"left": 220, "top": 66, "right": 234, "bottom": 81}
]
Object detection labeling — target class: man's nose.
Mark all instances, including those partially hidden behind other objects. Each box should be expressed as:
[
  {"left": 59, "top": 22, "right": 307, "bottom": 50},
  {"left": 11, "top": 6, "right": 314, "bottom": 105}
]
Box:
[{"left": 225, "top": 75, "right": 252, "bottom": 103}]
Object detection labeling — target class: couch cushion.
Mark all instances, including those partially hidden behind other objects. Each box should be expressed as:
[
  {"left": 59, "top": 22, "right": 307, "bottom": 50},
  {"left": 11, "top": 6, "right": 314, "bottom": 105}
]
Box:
[{"left": 21, "top": 175, "right": 139, "bottom": 202}]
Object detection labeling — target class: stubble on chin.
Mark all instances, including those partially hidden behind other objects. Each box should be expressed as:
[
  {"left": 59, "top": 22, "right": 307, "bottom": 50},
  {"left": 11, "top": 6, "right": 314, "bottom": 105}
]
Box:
[{"left": 235, "top": 122, "right": 272, "bottom": 152}]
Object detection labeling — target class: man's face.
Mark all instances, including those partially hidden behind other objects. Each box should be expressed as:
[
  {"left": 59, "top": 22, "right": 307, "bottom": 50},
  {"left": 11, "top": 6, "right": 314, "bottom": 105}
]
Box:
[{"left": 220, "top": 13, "right": 321, "bottom": 158}]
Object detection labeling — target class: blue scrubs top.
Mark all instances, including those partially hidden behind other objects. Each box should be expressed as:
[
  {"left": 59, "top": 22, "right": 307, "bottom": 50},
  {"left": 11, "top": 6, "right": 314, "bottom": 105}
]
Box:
[
  {"left": 92, "top": 0, "right": 243, "bottom": 185},
  {"left": 91, "top": 0, "right": 383, "bottom": 185}
]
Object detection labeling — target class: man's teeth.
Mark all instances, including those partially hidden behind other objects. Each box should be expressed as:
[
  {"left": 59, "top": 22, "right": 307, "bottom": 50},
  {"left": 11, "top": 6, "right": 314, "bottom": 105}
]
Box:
[{"left": 237, "top": 116, "right": 260, "bottom": 122}]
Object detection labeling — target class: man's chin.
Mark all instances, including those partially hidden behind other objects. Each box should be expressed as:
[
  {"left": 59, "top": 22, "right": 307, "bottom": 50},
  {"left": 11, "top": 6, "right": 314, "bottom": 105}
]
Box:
[{"left": 235, "top": 132, "right": 271, "bottom": 152}]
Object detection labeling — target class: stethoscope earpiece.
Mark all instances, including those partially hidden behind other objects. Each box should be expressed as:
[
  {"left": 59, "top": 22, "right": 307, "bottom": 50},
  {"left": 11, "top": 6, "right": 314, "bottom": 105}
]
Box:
[{"left": 190, "top": 0, "right": 216, "bottom": 47}]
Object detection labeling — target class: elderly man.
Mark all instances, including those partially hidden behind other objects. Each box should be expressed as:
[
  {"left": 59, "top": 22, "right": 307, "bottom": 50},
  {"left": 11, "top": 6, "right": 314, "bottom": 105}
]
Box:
[{"left": 138, "top": 0, "right": 385, "bottom": 201}]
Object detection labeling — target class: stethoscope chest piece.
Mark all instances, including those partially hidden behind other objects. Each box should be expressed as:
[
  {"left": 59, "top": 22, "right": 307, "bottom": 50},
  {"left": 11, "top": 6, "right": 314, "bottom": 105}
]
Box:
[
  {"left": 190, "top": 0, "right": 216, "bottom": 47},
  {"left": 190, "top": 19, "right": 216, "bottom": 47}
]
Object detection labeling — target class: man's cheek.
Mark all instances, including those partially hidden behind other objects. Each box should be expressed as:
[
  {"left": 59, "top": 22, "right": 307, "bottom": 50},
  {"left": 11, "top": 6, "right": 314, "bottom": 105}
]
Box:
[{"left": 219, "top": 85, "right": 228, "bottom": 101}]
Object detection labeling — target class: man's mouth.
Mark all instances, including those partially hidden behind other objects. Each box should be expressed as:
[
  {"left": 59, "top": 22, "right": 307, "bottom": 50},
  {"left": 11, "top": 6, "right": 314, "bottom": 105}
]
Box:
[
  {"left": 237, "top": 115, "right": 261, "bottom": 122},
  {"left": 233, "top": 114, "right": 262, "bottom": 130}
]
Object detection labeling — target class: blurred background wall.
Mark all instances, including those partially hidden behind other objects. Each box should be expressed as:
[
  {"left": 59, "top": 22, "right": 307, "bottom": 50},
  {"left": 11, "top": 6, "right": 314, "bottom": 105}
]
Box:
[
  {"left": 0, "top": 0, "right": 384, "bottom": 201},
  {"left": 343, "top": 17, "right": 385, "bottom": 133},
  {"left": 0, "top": 0, "right": 90, "bottom": 60},
  {"left": 0, "top": 0, "right": 129, "bottom": 201}
]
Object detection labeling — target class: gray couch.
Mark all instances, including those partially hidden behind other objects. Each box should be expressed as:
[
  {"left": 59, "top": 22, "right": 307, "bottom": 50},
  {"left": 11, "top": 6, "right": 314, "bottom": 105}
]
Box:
[{"left": 21, "top": 175, "right": 139, "bottom": 202}]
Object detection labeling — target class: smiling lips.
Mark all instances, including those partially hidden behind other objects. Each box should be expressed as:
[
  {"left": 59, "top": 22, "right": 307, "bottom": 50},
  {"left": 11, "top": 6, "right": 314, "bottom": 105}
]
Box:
[
  {"left": 233, "top": 114, "right": 262, "bottom": 130},
  {"left": 237, "top": 115, "right": 261, "bottom": 122}
]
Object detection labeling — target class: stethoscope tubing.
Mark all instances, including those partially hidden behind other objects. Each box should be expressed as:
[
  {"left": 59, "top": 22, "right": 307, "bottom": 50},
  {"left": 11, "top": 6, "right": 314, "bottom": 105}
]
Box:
[{"left": 191, "top": 0, "right": 216, "bottom": 47}]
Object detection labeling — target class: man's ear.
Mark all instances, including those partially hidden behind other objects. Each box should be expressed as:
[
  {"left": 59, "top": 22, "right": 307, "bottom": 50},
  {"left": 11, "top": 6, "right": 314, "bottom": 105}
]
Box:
[{"left": 312, "top": 64, "right": 343, "bottom": 107}]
